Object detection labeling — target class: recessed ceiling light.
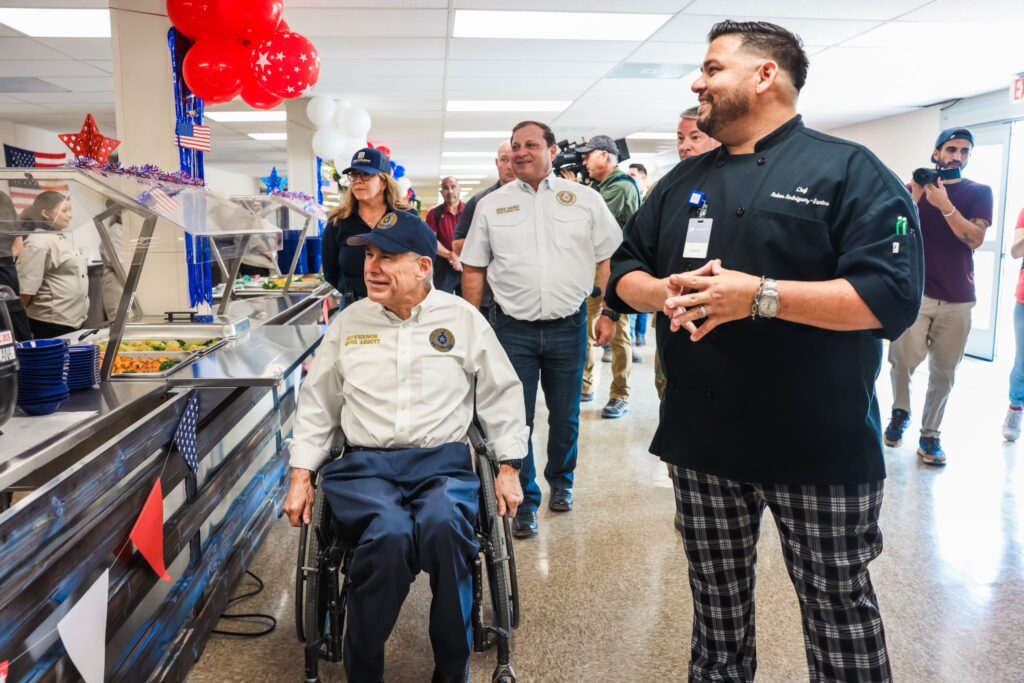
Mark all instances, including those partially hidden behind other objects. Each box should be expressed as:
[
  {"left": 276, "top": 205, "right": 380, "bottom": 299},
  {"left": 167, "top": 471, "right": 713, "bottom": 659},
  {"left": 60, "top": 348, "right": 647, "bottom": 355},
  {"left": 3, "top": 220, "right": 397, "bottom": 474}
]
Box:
[
  {"left": 442, "top": 151, "right": 497, "bottom": 158},
  {"left": 0, "top": 8, "right": 110, "bottom": 37},
  {"left": 248, "top": 133, "right": 287, "bottom": 141},
  {"left": 444, "top": 131, "right": 510, "bottom": 139},
  {"left": 447, "top": 100, "right": 571, "bottom": 113},
  {"left": 453, "top": 10, "right": 670, "bottom": 41},
  {"left": 628, "top": 132, "right": 676, "bottom": 140},
  {"left": 207, "top": 111, "right": 286, "bottom": 122}
]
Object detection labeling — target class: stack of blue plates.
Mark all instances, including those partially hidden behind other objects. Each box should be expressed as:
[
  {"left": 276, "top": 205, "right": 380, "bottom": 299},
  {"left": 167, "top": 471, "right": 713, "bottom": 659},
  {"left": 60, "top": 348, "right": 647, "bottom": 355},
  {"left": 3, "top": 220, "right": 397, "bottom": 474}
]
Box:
[
  {"left": 68, "top": 344, "right": 100, "bottom": 390},
  {"left": 15, "top": 339, "right": 70, "bottom": 416}
]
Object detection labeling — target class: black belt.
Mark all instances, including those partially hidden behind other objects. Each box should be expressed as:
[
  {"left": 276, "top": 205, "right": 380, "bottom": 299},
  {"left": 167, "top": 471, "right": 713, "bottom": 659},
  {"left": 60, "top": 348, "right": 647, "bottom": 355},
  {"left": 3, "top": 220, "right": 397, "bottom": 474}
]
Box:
[
  {"left": 493, "top": 301, "right": 585, "bottom": 324},
  {"left": 345, "top": 445, "right": 408, "bottom": 453}
]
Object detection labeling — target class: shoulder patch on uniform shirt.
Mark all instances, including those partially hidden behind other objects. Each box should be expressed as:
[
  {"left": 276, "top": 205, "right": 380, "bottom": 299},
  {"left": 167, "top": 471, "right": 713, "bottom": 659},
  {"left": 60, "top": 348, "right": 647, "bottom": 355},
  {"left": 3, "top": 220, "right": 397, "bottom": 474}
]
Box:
[
  {"left": 495, "top": 204, "right": 520, "bottom": 214},
  {"left": 378, "top": 212, "right": 398, "bottom": 229},
  {"left": 346, "top": 334, "right": 381, "bottom": 346},
  {"left": 429, "top": 328, "right": 455, "bottom": 353},
  {"left": 556, "top": 190, "right": 576, "bottom": 206}
]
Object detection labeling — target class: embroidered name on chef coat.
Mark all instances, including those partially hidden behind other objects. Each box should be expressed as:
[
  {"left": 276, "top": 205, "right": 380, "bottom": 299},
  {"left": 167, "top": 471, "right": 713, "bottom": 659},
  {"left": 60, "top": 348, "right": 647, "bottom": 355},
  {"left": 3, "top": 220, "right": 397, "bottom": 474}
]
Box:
[
  {"left": 346, "top": 334, "right": 381, "bottom": 346},
  {"left": 496, "top": 205, "right": 520, "bottom": 215}
]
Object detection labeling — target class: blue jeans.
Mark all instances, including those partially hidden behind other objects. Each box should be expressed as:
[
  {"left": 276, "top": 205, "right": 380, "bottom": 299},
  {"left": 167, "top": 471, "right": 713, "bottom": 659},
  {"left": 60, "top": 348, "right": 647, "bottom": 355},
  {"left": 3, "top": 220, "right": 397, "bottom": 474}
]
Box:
[
  {"left": 1011, "top": 302, "right": 1024, "bottom": 406},
  {"left": 491, "top": 304, "right": 587, "bottom": 512},
  {"left": 633, "top": 312, "right": 648, "bottom": 338}
]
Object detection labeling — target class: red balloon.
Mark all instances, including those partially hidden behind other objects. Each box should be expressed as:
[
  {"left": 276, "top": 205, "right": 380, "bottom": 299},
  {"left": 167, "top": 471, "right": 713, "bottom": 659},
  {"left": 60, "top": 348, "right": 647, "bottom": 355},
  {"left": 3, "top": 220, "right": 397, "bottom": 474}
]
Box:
[
  {"left": 250, "top": 30, "right": 320, "bottom": 99},
  {"left": 183, "top": 38, "right": 247, "bottom": 104},
  {"left": 167, "top": 0, "right": 219, "bottom": 40},
  {"left": 217, "top": 0, "right": 283, "bottom": 43},
  {"left": 376, "top": 145, "right": 392, "bottom": 159},
  {"left": 240, "top": 68, "right": 283, "bottom": 110},
  {"left": 278, "top": 19, "right": 290, "bottom": 31}
]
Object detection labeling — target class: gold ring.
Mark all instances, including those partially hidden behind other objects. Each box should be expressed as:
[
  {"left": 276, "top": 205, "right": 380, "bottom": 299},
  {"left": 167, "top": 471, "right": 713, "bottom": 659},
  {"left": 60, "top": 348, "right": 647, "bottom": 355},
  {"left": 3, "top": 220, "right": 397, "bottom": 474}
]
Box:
[{"left": 698, "top": 305, "right": 708, "bottom": 319}]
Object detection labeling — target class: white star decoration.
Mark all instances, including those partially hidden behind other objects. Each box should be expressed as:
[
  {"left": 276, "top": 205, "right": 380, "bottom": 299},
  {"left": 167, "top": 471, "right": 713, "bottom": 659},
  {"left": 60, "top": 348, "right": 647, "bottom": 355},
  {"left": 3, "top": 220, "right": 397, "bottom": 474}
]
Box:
[
  {"left": 275, "top": 52, "right": 285, "bottom": 60},
  {"left": 299, "top": 53, "right": 307, "bottom": 62},
  {"left": 255, "top": 52, "right": 271, "bottom": 68},
  {"left": 286, "top": 86, "right": 295, "bottom": 92}
]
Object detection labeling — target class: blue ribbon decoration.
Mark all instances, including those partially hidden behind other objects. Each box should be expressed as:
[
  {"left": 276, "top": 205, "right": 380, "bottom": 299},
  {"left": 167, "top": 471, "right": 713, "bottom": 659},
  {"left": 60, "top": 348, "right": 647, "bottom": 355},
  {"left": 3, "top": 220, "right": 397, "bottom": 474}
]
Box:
[
  {"left": 315, "top": 156, "right": 324, "bottom": 237},
  {"left": 168, "top": 28, "right": 212, "bottom": 309}
]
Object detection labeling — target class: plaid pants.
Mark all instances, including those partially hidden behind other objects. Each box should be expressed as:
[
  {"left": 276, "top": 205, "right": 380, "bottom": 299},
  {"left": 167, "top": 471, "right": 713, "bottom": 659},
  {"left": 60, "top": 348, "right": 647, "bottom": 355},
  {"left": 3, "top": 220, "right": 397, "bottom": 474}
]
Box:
[{"left": 672, "top": 467, "right": 891, "bottom": 683}]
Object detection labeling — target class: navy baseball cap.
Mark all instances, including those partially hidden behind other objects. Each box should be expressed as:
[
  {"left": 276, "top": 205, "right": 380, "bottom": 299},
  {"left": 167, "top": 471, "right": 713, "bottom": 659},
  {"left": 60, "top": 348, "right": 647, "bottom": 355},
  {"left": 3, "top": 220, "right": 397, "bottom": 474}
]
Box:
[
  {"left": 342, "top": 147, "right": 391, "bottom": 175},
  {"left": 577, "top": 134, "right": 619, "bottom": 156},
  {"left": 346, "top": 210, "right": 438, "bottom": 258},
  {"left": 935, "top": 127, "right": 974, "bottom": 150}
]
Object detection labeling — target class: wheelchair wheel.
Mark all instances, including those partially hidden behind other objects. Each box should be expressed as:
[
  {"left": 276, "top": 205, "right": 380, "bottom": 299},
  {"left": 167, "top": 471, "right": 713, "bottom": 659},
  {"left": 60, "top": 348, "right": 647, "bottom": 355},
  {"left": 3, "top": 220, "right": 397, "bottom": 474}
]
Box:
[
  {"left": 476, "top": 451, "right": 514, "bottom": 640},
  {"left": 301, "top": 481, "right": 346, "bottom": 664}
]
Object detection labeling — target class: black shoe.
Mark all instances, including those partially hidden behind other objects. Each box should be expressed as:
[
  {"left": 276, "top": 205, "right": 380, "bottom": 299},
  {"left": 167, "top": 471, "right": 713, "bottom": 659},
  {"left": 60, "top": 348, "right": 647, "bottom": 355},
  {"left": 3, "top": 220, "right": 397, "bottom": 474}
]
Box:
[
  {"left": 432, "top": 666, "right": 469, "bottom": 683},
  {"left": 511, "top": 510, "right": 538, "bottom": 538},
  {"left": 549, "top": 488, "right": 573, "bottom": 512}
]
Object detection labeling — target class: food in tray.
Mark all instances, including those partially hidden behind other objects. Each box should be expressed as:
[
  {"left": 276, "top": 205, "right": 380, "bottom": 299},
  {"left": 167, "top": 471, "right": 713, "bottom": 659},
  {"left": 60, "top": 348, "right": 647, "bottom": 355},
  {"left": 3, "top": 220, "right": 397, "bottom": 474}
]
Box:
[
  {"left": 98, "top": 338, "right": 220, "bottom": 353},
  {"left": 113, "top": 356, "right": 183, "bottom": 374}
]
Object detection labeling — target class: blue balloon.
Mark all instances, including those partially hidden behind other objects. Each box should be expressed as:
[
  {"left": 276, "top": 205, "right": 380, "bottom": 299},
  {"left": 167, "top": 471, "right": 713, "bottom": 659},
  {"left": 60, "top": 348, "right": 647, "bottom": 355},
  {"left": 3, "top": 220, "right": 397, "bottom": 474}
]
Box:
[
  {"left": 389, "top": 160, "right": 397, "bottom": 171},
  {"left": 394, "top": 164, "right": 406, "bottom": 179}
]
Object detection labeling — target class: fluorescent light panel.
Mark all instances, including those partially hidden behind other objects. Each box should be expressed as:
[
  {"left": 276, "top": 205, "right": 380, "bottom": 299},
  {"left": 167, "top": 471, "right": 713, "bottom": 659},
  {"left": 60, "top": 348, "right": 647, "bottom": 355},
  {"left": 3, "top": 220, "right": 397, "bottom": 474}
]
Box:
[
  {"left": 0, "top": 8, "right": 110, "bottom": 37},
  {"left": 440, "top": 174, "right": 488, "bottom": 179},
  {"left": 628, "top": 131, "right": 676, "bottom": 140},
  {"left": 442, "top": 151, "right": 496, "bottom": 158},
  {"left": 447, "top": 100, "right": 571, "bottom": 113},
  {"left": 441, "top": 164, "right": 493, "bottom": 170},
  {"left": 453, "top": 10, "right": 670, "bottom": 41},
  {"left": 248, "top": 133, "right": 287, "bottom": 141},
  {"left": 207, "top": 111, "right": 286, "bottom": 122},
  {"left": 444, "top": 131, "right": 510, "bottom": 139}
]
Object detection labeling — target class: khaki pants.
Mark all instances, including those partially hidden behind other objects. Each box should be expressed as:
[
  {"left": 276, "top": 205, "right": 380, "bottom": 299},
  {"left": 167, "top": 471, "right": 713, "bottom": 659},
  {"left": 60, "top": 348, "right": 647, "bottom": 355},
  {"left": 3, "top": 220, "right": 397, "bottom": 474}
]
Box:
[
  {"left": 888, "top": 295, "right": 973, "bottom": 437},
  {"left": 583, "top": 294, "right": 632, "bottom": 401}
]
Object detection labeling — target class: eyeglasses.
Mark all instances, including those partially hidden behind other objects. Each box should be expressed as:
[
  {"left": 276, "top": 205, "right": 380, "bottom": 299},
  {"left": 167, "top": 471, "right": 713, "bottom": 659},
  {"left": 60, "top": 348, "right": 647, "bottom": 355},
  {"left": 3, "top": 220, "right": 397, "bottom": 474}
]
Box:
[{"left": 344, "top": 171, "right": 374, "bottom": 182}]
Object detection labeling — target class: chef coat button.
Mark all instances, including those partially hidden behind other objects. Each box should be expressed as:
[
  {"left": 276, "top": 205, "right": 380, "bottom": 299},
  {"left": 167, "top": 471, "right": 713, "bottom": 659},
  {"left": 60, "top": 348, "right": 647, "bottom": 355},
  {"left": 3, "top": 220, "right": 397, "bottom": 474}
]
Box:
[
  {"left": 735, "top": 207, "right": 745, "bottom": 216},
  {"left": 757, "top": 156, "right": 766, "bottom": 165}
]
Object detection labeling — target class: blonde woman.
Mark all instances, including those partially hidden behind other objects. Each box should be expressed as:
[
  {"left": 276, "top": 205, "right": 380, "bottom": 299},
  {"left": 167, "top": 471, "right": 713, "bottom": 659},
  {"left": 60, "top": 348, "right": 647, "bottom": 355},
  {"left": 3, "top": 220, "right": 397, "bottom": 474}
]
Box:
[
  {"left": 16, "top": 191, "right": 88, "bottom": 338},
  {"left": 322, "top": 147, "right": 410, "bottom": 301}
]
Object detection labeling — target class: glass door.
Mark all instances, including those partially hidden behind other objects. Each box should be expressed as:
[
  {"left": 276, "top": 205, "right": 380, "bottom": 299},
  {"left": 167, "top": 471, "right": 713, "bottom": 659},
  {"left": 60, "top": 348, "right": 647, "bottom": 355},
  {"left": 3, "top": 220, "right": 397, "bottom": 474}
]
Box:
[{"left": 965, "top": 123, "right": 1011, "bottom": 361}]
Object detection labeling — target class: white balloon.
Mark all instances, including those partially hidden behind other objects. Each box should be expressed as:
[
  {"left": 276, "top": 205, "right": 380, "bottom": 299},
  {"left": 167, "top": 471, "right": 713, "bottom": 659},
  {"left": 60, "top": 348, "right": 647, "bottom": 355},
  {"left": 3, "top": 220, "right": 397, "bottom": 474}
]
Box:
[
  {"left": 336, "top": 106, "right": 372, "bottom": 138},
  {"left": 312, "top": 128, "right": 345, "bottom": 160},
  {"left": 397, "top": 177, "right": 412, "bottom": 193},
  {"left": 306, "top": 96, "right": 337, "bottom": 129}
]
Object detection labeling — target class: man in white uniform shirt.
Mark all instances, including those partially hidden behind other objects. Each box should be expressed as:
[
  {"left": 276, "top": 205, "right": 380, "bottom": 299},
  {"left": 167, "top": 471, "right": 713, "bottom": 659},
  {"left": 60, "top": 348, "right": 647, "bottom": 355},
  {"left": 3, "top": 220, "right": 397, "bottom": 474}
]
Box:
[
  {"left": 461, "top": 120, "right": 622, "bottom": 539},
  {"left": 284, "top": 211, "right": 528, "bottom": 683}
]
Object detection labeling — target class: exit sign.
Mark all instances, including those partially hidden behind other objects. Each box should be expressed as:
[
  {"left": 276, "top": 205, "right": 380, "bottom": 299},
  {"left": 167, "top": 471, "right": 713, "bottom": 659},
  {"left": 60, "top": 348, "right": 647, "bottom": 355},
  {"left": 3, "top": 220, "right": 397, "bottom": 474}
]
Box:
[{"left": 1013, "top": 74, "right": 1024, "bottom": 104}]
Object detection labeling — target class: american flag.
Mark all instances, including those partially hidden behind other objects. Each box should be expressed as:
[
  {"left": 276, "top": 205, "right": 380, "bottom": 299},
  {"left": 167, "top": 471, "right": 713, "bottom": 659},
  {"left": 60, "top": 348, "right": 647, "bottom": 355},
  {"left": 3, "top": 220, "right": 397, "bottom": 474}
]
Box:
[
  {"left": 137, "top": 187, "right": 180, "bottom": 215},
  {"left": 174, "top": 392, "right": 200, "bottom": 473},
  {"left": 175, "top": 120, "right": 211, "bottom": 152},
  {"left": 3, "top": 144, "right": 69, "bottom": 214}
]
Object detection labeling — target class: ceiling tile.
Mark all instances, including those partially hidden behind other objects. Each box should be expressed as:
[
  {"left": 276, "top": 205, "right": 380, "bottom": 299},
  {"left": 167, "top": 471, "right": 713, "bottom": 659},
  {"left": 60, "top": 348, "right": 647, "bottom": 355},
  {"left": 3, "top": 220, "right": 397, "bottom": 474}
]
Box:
[
  {"left": 651, "top": 14, "right": 882, "bottom": 46},
  {"left": 32, "top": 37, "right": 111, "bottom": 61},
  {"left": 446, "top": 59, "right": 616, "bottom": 79},
  {"left": 10, "top": 90, "right": 111, "bottom": 104},
  {"left": 85, "top": 60, "right": 112, "bottom": 73},
  {"left": 455, "top": 0, "right": 684, "bottom": 9},
  {"left": 0, "top": 59, "right": 109, "bottom": 78},
  {"left": 288, "top": 0, "right": 449, "bottom": 6},
  {"left": 681, "top": 0, "right": 932, "bottom": 21},
  {"left": 311, "top": 76, "right": 444, "bottom": 93},
  {"left": 0, "top": 37, "right": 75, "bottom": 60},
  {"left": 444, "top": 76, "right": 596, "bottom": 97},
  {"left": 625, "top": 41, "right": 709, "bottom": 65},
  {"left": 287, "top": 9, "right": 448, "bottom": 37},
  {"left": 449, "top": 38, "right": 641, "bottom": 62},
  {"left": 842, "top": 20, "right": 1017, "bottom": 49},
  {"left": 319, "top": 59, "right": 444, "bottom": 78},
  {"left": 896, "top": 0, "right": 1024, "bottom": 21},
  {"left": 314, "top": 37, "right": 446, "bottom": 60},
  {"left": 40, "top": 76, "right": 112, "bottom": 92}
]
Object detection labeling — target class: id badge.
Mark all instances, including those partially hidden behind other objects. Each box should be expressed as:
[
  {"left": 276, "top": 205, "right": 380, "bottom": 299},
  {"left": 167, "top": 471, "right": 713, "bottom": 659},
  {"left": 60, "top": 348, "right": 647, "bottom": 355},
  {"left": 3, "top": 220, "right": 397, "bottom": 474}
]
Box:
[{"left": 683, "top": 218, "right": 713, "bottom": 259}]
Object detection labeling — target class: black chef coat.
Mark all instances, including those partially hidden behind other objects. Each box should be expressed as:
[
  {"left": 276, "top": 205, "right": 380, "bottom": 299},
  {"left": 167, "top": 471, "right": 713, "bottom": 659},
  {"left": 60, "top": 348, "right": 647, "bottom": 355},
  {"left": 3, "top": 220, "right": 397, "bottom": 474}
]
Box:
[{"left": 607, "top": 116, "right": 924, "bottom": 485}]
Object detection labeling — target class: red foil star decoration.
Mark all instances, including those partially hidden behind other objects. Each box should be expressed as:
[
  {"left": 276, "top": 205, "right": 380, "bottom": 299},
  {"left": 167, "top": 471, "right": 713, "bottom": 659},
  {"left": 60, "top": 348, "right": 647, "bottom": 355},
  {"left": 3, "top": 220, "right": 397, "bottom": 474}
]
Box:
[{"left": 59, "top": 113, "right": 121, "bottom": 163}]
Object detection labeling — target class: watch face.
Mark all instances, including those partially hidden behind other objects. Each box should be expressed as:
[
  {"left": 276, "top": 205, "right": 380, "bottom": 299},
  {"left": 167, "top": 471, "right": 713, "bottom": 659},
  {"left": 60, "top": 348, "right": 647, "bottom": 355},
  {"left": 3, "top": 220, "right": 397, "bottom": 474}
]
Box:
[{"left": 759, "top": 294, "right": 780, "bottom": 318}]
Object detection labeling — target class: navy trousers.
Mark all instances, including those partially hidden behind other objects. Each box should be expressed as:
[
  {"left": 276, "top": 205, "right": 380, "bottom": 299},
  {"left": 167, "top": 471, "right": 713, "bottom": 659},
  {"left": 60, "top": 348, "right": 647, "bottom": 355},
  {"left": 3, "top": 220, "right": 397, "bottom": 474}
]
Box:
[{"left": 319, "top": 443, "right": 480, "bottom": 683}]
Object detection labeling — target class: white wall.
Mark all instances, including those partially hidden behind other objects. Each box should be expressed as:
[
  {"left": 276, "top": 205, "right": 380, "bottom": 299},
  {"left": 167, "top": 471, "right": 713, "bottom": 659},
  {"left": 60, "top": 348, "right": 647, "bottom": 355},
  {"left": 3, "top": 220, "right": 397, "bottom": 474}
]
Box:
[
  {"left": 0, "top": 118, "right": 69, "bottom": 157},
  {"left": 825, "top": 106, "right": 943, "bottom": 182},
  {"left": 203, "top": 166, "right": 260, "bottom": 197}
]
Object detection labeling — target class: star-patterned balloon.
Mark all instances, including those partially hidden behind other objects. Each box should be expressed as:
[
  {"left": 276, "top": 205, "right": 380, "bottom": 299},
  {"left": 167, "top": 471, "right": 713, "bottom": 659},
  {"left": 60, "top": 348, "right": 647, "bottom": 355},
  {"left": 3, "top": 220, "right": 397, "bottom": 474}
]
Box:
[
  {"left": 250, "top": 30, "right": 320, "bottom": 100},
  {"left": 261, "top": 166, "right": 287, "bottom": 193},
  {"left": 58, "top": 113, "right": 121, "bottom": 163}
]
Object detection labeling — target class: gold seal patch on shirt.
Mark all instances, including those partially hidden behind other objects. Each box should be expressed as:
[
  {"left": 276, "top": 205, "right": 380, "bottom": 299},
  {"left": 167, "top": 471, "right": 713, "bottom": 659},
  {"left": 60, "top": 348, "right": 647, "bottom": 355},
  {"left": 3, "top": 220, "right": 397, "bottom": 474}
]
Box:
[
  {"left": 429, "top": 328, "right": 455, "bottom": 353},
  {"left": 496, "top": 204, "right": 520, "bottom": 215},
  {"left": 346, "top": 334, "right": 381, "bottom": 346},
  {"left": 556, "top": 190, "right": 576, "bottom": 206},
  {"left": 377, "top": 212, "right": 398, "bottom": 229}
]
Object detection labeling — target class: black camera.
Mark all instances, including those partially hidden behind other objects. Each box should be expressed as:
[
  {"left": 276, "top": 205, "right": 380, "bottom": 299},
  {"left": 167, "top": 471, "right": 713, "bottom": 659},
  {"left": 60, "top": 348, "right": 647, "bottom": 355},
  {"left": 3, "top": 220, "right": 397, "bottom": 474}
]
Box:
[
  {"left": 913, "top": 166, "right": 961, "bottom": 186},
  {"left": 553, "top": 137, "right": 631, "bottom": 184}
]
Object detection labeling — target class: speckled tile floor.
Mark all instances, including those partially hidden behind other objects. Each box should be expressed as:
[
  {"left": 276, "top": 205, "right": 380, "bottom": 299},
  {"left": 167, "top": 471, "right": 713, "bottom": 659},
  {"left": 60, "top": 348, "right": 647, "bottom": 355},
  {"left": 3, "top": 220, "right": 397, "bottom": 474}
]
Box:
[{"left": 188, "top": 338, "right": 1024, "bottom": 682}]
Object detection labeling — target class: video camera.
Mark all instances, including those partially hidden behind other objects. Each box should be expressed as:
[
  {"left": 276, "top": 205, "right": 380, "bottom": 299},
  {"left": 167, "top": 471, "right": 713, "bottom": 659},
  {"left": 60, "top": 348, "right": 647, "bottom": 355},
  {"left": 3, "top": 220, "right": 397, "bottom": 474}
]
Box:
[
  {"left": 553, "top": 137, "right": 631, "bottom": 184},
  {"left": 912, "top": 166, "right": 961, "bottom": 186}
]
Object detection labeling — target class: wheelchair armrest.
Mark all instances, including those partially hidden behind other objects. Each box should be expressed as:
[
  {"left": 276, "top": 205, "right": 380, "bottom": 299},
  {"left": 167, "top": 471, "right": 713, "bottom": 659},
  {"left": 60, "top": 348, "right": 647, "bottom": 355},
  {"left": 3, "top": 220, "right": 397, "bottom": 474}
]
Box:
[{"left": 468, "top": 420, "right": 499, "bottom": 467}]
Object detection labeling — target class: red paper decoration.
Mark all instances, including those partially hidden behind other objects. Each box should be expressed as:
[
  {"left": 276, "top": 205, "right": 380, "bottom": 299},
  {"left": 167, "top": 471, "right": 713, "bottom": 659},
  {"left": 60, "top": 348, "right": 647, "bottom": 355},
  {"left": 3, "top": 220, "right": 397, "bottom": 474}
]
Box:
[
  {"left": 250, "top": 30, "right": 320, "bottom": 99},
  {"left": 58, "top": 114, "right": 121, "bottom": 163},
  {"left": 129, "top": 479, "right": 172, "bottom": 582},
  {"left": 217, "top": 0, "right": 283, "bottom": 43},
  {"left": 182, "top": 37, "right": 248, "bottom": 104}
]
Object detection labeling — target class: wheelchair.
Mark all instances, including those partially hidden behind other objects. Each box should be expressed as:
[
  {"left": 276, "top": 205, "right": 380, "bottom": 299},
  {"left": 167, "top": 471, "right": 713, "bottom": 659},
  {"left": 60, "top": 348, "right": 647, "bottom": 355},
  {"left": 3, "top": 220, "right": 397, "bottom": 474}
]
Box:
[{"left": 294, "top": 425, "right": 521, "bottom": 682}]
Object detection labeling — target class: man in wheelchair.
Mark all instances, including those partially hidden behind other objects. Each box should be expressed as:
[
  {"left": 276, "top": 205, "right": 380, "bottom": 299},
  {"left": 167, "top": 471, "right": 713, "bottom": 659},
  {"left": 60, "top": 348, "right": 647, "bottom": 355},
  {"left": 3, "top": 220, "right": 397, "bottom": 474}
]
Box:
[{"left": 284, "top": 211, "right": 528, "bottom": 683}]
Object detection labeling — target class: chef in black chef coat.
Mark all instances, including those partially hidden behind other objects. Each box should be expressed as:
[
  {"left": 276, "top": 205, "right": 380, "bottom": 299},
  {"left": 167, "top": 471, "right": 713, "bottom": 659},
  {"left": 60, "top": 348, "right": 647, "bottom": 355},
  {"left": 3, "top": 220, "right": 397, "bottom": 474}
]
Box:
[{"left": 607, "top": 20, "right": 923, "bottom": 683}]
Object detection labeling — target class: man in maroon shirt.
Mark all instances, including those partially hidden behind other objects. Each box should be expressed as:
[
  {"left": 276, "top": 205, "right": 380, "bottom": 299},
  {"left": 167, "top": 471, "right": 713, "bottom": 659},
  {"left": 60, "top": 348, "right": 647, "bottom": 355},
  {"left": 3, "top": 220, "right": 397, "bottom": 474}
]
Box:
[
  {"left": 426, "top": 176, "right": 464, "bottom": 293},
  {"left": 886, "top": 127, "right": 993, "bottom": 465}
]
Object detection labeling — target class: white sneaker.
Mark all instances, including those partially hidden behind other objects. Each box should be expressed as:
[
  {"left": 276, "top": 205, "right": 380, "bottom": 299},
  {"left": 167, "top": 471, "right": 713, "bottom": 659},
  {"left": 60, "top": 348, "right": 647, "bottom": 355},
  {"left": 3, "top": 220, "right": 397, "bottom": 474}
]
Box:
[{"left": 1003, "top": 406, "right": 1023, "bottom": 442}]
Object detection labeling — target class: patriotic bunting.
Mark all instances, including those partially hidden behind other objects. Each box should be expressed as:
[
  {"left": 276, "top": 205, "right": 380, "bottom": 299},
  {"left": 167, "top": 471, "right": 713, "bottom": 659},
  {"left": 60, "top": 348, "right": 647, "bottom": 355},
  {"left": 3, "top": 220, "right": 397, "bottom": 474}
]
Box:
[
  {"left": 130, "top": 479, "right": 172, "bottom": 582},
  {"left": 57, "top": 569, "right": 109, "bottom": 683}
]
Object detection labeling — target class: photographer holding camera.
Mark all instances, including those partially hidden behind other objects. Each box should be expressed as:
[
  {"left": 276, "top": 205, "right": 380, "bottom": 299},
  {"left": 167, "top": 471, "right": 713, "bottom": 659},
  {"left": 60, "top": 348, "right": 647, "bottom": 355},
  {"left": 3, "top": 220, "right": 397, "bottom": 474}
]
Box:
[
  {"left": 886, "top": 127, "right": 993, "bottom": 465},
  {"left": 565, "top": 134, "right": 641, "bottom": 418}
]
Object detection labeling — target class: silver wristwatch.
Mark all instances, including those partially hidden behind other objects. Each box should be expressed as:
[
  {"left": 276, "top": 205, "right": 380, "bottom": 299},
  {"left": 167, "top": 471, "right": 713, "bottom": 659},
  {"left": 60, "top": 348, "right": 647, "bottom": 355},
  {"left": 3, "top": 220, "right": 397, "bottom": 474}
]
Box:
[{"left": 752, "top": 277, "right": 780, "bottom": 319}]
